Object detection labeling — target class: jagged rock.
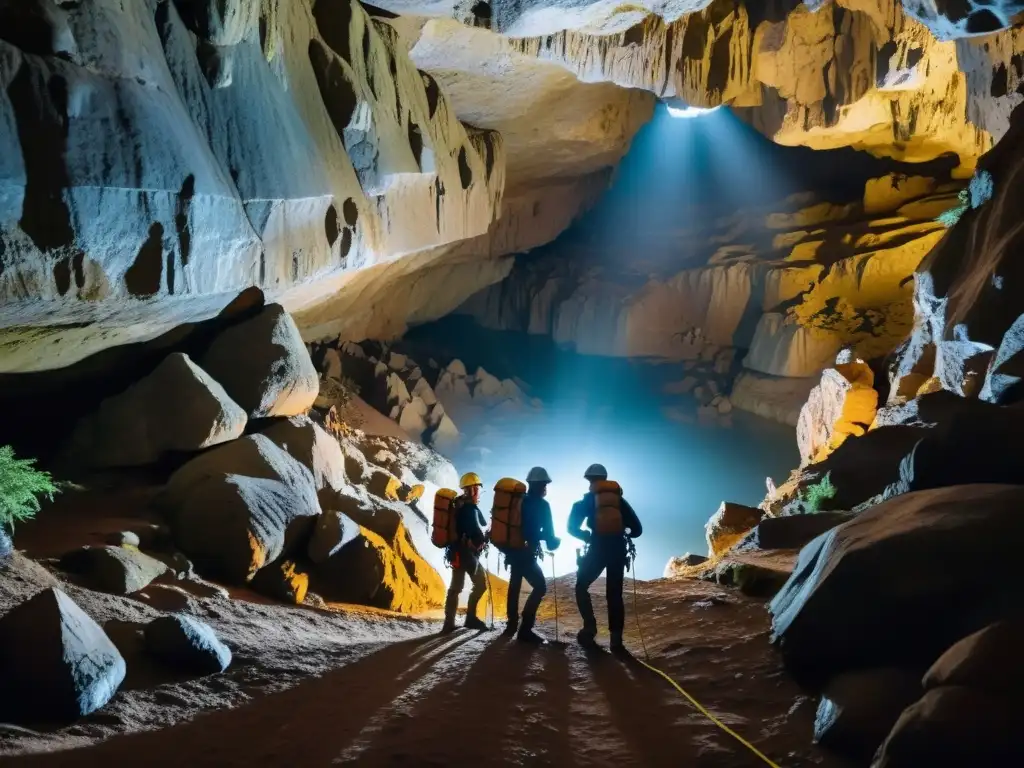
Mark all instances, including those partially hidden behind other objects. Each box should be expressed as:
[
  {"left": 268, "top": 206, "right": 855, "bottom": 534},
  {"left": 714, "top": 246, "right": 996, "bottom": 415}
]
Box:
[
  {"left": 398, "top": 397, "right": 430, "bottom": 439},
  {"left": 386, "top": 373, "right": 411, "bottom": 409},
  {"left": 664, "top": 553, "right": 708, "bottom": 577},
  {"left": 65, "top": 353, "right": 246, "bottom": 468},
  {"left": 311, "top": 524, "right": 444, "bottom": 613},
  {"left": 815, "top": 668, "right": 922, "bottom": 760},
  {"left": 412, "top": 377, "right": 437, "bottom": 407},
  {"left": 924, "top": 621, "right": 1024, "bottom": 696},
  {"left": 59, "top": 545, "right": 169, "bottom": 595},
  {"left": 143, "top": 614, "right": 232, "bottom": 675},
  {"left": 388, "top": 352, "right": 408, "bottom": 370},
  {"left": 748, "top": 512, "right": 855, "bottom": 551},
  {"left": 705, "top": 502, "right": 762, "bottom": 558},
  {"left": 260, "top": 415, "right": 347, "bottom": 506},
  {"left": 797, "top": 361, "right": 879, "bottom": 466},
  {"left": 160, "top": 434, "right": 321, "bottom": 584},
  {"left": 308, "top": 509, "right": 360, "bottom": 565},
  {"left": 200, "top": 305, "right": 319, "bottom": 419},
  {"left": 770, "top": 484, "right": 1024, "bottom": 686},
  {"left": 447, "top": 359, "right": 468, "bottom": 377},
  {"left": 430, "top": 412, "right": 461, "bottom": 453},
  {"left": 250, "top": 559, "right": 308, "bottom": 605},
  {"left": 0, "top": 588, "right": 126, "bottom": 722},
  {"left": 873, "top": 687, "right": 1024, "bottom": 768},
  {"left": 714, "top": 559, "right": 788, "bottom": 597},
  {"left": 322, "top": 348, "right": 343, "bottom": 380}
]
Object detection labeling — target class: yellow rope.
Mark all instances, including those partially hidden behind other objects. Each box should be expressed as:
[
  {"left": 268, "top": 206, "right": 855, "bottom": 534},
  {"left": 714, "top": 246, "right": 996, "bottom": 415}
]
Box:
[{"left": 630, "top": 569, "right": 781, "bottom": 768}]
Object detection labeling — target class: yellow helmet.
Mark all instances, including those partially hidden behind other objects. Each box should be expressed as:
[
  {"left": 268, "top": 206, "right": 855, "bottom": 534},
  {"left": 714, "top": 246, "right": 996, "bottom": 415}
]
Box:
[{"left": 460, "top": 472, "right": 483, "bottom": 489}]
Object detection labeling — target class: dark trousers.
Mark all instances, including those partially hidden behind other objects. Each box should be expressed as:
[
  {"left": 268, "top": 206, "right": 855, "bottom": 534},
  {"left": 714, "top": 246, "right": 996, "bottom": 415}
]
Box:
[
  {"left": 505, "top": 549, "right": 547, "bottom": 628},
  {"left": 576, "top": 542, "right": 626, "bottom": 635},
  {"left": 445, "top": 544, "right": 488, "bottom": 623}
]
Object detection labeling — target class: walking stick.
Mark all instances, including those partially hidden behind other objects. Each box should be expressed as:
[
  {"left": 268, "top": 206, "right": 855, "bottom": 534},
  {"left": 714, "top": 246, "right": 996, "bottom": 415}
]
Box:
[
  {"left": 550, "top": 552, "right": 559, "bottom": 642},
  {"left": 486, "top": 547, "right": 494, "bottom": 630}
]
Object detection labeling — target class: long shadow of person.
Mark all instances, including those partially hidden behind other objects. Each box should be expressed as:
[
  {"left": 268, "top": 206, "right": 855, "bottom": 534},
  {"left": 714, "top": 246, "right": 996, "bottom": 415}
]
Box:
[
  {"left": 345, "top": 633, "right": 532, "bottom": 766},
  {"left": 2, "top": 632, "right": 479, "bottom": 768},
  {"left": 587, "top": 648, "right": 703, "bottom": 767}
]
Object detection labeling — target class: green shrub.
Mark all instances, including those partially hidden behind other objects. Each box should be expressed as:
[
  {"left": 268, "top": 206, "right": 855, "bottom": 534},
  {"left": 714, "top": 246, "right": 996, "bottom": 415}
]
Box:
[
  {"left": 0, "top": 445, "right": 58, "bottom": 531},
  {"left": 800, "top": 471, "right": 837, "bottom": 513}
]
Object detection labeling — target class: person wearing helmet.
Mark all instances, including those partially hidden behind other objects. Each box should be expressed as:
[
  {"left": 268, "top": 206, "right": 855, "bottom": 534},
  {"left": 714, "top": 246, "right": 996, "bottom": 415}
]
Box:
[
  {"left": 441, "top": 471, "right": 491, "bottom": 633},
  {"left": 503, "top": 466, "right": 562, "bottom": 644},
  {"left": 568, "top": 463, "right": 643, "bottom": 653}
]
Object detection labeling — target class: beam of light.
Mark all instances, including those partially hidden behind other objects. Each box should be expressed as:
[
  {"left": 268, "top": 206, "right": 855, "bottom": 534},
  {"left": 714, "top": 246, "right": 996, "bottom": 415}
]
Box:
[{"left": 666, "top": 104, "right": 722, "bottom": 119}]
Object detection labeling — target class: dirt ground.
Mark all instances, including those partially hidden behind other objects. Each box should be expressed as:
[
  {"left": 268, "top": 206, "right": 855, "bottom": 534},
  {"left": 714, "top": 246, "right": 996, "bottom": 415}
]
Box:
[{"left": 1, "top": 540, "right": 851, "bottom": 768}]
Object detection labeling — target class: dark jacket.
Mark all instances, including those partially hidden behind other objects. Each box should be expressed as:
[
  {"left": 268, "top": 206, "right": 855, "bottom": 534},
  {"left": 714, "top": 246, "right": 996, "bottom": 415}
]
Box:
[
  {"left": 568, "top": 491, "right": 642, "bottom": 542},
  {"left": 455, "top": 497, "right": 487, "bottom": 548},
  {"left": 522, "top": 494, "right": 557, "bottom": 549}
]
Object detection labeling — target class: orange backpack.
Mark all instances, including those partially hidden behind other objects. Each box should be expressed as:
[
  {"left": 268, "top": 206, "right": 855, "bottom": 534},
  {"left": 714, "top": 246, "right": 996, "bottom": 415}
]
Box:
[
  {"left": 490, "top": 478, "right": 527, "bottom": 551},
  {"left": 594, "top": 480, "right": 625, "bottom": 535},
  {"left": 431, "top": 488, "right": 460, "bottom": 548}
]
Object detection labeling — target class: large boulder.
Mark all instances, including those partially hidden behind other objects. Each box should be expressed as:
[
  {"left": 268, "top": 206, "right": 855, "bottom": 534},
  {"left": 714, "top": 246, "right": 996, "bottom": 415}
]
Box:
[
  {"left": 308, "top": 509, "right": 360, "bottom": 564},
  {"left": 143, "top": 614, "right": 232, "bottom": 675},
  {"left": 0, "top": 588, "right": 126, "bottom": 722},
  {"left": 664, "top": 553, "right": 708, "bottom": 577},
  {"left": 923, "top": 620, "right": 1024, "bottom": 696},
  {"left": 160, "top": 434, "right": 321, "bottom": 583},
  {"left": 65, "top": 353, "right": 246, "bottom": 468},
  {"left": 59, "top": 545, "right": 169, "bottom": 595},
  {"left": 200, "top": 304, "right": 319, "bottom": 419},
  {"left": 705, "top": 502, "right": 762, "bottom": 558},
  {"left": 769, "top": 484, "right": 1024, "bottom": 685},
  {"left": 873, "top": 687, "right": 1024, "bottom": 768},
  {"left": 260, "top": 416, "right": 347, "bottom": 506},
  {"left": 311, "top": 523, "right": 444, "bottom": 614},
  {"left": 748, "top": 512, "right": 855, "bottom": 551},
  {"left": 250, "top": 559, "right": 308, "bottom": 605},
  {"left": 814, "top": 668, "right": 921, "bottom": 760},
  {"left": 797, "top": 361, "right": 878, "bottom": 466}
]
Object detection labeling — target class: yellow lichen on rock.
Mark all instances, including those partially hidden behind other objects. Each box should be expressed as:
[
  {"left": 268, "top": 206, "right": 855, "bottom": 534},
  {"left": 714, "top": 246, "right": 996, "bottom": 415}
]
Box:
[{"left": 797, "top": 361, "right": 879, "bottom": 466}]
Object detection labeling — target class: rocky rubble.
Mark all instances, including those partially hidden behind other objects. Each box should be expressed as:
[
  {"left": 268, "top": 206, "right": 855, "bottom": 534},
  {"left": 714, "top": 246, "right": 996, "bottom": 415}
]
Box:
[{"left": 309, "top": 337, "right": 533, "bottom": 455}]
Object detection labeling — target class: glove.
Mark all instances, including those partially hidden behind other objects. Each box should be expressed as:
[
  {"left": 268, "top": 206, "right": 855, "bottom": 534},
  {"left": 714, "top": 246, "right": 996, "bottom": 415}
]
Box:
[{"left": 546, "top": 537, "right": 562, "bottom": 552}]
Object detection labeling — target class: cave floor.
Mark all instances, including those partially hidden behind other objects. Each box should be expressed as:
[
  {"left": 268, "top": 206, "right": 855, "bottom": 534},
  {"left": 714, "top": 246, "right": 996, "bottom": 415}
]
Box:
[{"left": 2, "top": 550, "right": 848, "bottom": 768}]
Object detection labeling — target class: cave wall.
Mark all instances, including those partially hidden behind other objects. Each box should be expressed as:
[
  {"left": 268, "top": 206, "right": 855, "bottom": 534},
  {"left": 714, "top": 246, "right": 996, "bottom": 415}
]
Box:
[
  {"left": 379, "top": 0, "right": 1024, "bottom": 170},
  {"left": 0, "top": 0, "right": 509, "bottom": 372}
]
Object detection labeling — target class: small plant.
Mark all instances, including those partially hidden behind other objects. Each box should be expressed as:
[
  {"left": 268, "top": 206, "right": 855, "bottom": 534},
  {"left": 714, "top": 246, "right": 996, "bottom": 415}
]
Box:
[
  {"left": 936, "top": 169, "right": 994, "bottom": 228},
  {"left": 800, "top": 471, "right": 837, "bottom": 513},
  {"left": 0, "top": 445, "right": 59, "bottom": 531}
]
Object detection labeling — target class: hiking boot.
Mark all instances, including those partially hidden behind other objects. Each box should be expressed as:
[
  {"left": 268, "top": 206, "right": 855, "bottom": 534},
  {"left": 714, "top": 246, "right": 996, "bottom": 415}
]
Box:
[
  {"left": 576, "top": 628, "right": 599, "bottom": 649},
  {"left": 464, "top": 615, "right": 490, "bottom": 631},
  {"left": 517, "top": 627, "right": 546, "bottom": 645},
  {"left": 501, "top": 620, "right": 519, "bottom": 638},
  {"left": 609, "top": 632, "right": 628, "bottom": 655}
]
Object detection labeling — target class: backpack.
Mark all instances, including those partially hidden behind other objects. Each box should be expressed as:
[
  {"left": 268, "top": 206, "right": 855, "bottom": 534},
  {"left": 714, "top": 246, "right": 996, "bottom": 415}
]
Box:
[
  {"left": 594, "top": 480, "right": 625, "bottom": 536},
  {"left": 490, "top": 477, "right": 527, "bottom": 551},
  {"left": 431, "top": 488, "right": 460, "bottom": 548}
]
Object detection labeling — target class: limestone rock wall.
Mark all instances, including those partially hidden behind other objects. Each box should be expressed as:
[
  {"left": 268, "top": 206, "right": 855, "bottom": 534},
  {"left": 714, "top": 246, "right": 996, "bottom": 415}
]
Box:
[
  {"left": 0, "top": 0, "right": 507, "bottom": 372},
  {"left": 376, "top": 0, "right": 1024, "bottom": 171},
  {"left": 459, "top": 173, "right": 958, "bottom": 424}
]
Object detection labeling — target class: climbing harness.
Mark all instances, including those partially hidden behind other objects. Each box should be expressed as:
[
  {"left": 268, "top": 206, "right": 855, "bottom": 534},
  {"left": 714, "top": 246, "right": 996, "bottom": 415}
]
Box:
[
  {"left": 629, "top": 552, "right": 781, "bottom": 768},
  {"left": 549, "top": 552, "right": 560, "bottom": 643}
]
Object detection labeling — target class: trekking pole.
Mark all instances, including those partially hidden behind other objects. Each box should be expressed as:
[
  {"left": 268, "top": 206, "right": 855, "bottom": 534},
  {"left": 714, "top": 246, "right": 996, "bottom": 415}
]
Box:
[
  {"left": 550, "top": 552, "right": 559, "bottom": 642},
  {"left": 486, "top": 546, "right": 494, "bottom": 630}
]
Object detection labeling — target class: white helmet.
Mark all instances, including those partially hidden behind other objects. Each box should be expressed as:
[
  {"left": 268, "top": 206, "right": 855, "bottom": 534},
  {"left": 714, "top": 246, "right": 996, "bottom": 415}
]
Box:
[
  {"left": 583, "top": 463, "right": 608, "bottom": 480},
  {"left": 526, "top": 466, "right": 552, "bottom": 483}
]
